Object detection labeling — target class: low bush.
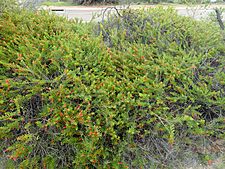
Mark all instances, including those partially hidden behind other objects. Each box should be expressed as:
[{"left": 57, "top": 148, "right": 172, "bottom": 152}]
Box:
[
  {"left": 0, "top": 7, "right": 224, "bottom": 168},
  {"left": 97, "top": 7, "right": 225, "bottom": 167},
  {"left": 72, "top": 0, "right": 118, "bottom": 5},
  {"left": 0, "top": 0, "right": 17, "bottom": 14}
]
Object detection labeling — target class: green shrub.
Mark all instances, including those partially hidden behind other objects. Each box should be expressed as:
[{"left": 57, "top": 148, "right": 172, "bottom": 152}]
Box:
[
  {"left": 97, "top": 7, "right": 225, "bottom": 167},
  {"left": 0, "top": 7, "right": 224, "bottom": 168},
  {"left": 0, "top": 9, "right": 130, "bottom": 168},
  {"left": 0, "top": 0, "right": 17, "bottom": 14},
  {"left": 72, "top": 0, "right": 118, "bottom": 5}
]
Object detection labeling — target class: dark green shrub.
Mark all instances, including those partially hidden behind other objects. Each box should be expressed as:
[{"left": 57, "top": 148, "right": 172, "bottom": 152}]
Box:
[
  {"left": 72, "top": 0, "right": 118, "bottom": 5},
  {"left": 98, "top": 8, "right": 222, "bottom": 52},
  {"left": 0, "top": 7, "right": 224, "bottom": 169}
]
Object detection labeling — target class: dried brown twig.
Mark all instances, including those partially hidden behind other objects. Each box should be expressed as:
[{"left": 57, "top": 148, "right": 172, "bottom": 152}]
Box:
[{"left": 215, "top": 8, "right": 224, "bottom": 30}]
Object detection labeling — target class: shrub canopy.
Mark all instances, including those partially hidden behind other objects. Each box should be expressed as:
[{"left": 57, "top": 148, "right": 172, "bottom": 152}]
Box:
[{"left": 0, "top": 8, "right": 224, "bottom": 168}]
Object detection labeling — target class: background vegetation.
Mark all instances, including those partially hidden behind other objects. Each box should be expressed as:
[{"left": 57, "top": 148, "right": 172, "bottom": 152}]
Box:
[
  {"left": 0, "top": 1, "right": 225, "bottom": 168},
  {"left": 41, "top": 0, "right": 225, "bottom": 6}
]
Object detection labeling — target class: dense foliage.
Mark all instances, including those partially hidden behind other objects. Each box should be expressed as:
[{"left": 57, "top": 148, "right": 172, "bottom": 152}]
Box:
[
  {"left": 97, "top": 7, "right": 225, "bottom": 167},
  {"left": 0, "top": 0, "right": 17, "bottom": 14},
  {"left": 0, "top": 7, "right": 224, "bottom": 168}
]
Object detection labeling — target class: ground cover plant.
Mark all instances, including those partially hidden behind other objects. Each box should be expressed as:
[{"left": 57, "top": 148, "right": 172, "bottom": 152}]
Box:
[{"left": 0, "top": 6, "right": 225, "bottom": 169}]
